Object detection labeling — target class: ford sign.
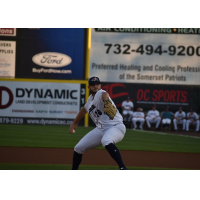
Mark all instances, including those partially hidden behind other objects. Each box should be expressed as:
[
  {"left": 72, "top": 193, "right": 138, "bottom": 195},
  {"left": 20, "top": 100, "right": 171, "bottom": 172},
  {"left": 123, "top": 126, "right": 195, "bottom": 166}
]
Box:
[{"left": 32, "top": 52, "right": 72, "bottom": 68}]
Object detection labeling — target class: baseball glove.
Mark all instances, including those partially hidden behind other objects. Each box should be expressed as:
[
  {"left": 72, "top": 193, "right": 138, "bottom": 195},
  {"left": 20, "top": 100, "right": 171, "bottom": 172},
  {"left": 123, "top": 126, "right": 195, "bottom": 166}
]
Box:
[{"left": 104, "top": 99, "right": 117, "bottom": 120}]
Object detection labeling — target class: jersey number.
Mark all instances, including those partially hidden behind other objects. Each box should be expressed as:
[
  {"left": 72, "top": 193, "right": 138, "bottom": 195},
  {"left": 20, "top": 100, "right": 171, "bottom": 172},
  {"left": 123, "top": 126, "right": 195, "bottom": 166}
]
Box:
[{"left": 95, "top": 110, "right": 102, "bottom": 118}]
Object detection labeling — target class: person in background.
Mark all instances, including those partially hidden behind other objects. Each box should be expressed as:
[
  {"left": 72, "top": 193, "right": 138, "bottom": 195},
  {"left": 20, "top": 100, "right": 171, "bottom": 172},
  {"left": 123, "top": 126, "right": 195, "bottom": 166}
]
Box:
[
  {"left": 132, "top": 107, "right": 145, "bottom": 130},
  {"left": 173, "top": 107, "right": 186, "bottom": 131},
  {"left": 161, "top": 106, "right": 174, "bottom": 130},
  {"left": 121, "top": 96, "right": 134, "bottom": 122},
  {"left": 146, "top": 105, "right": 161, "bottom": 130},
  {"left": 186, "top": 109, "right": 199, "bottom": 132}
]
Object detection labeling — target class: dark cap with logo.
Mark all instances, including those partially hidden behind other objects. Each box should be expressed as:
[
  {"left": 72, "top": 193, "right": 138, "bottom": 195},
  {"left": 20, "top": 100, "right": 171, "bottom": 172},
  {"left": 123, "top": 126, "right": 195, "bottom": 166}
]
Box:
[
  {"left": 152, "top": 104, "right": 156, "bottom": 107},
  {"left": 166, "top": 106, "right": 170, "bottom": 109},
  {"left": 127, "top": 96, "right": 130, "bottom": 99},
  {"left": 179, "top": 107, "right": 182, "bottom": 109},
  {"left": 89, "top": 77, "right": 101, "bottom": 85},
  {"left": 190, "top": 108, "right": 194, "bottom": 112}
]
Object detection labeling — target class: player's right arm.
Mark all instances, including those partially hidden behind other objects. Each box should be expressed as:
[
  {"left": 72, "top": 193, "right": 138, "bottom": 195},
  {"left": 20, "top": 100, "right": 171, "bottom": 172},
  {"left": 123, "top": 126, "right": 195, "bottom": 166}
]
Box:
[{"left": 69, "top": 107, "right": 87, "bottom": 134}]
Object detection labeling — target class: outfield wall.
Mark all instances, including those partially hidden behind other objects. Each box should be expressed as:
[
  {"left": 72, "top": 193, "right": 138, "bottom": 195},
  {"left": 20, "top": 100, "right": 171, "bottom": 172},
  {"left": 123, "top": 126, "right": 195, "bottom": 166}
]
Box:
[{"left": 0, "top": 28, "right": 89, "bottom": 126}]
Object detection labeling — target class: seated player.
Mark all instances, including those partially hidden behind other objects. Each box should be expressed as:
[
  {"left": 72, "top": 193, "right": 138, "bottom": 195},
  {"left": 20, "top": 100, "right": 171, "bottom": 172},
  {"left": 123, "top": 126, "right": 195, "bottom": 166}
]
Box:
[
  {"left": 186, "top": 109, "right": 199, "bottom": 132},
  {"left": 132, "top": 107, "right": 145, "bottom": 130},
  {"left": 146, "top": 105, "right": 161, "bottom": 130},
  {"left": 121, "top": 96, "right": 134, "bottom": 122},
  {"left": 173, "top": 107, "right": 186, "bottom": 131},
  {"left": 161, "top": 106, "right": 174, "bottom": 130}
]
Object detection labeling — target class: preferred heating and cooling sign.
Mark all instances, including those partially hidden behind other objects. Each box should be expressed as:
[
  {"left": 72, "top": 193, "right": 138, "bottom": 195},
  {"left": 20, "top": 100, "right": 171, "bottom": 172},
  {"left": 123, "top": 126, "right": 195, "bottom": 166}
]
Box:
[
  {"left": 0, "top": 81, "right": 84, "bottom": 120},
  {"left": 90, "top": 28, "right": 200, "bottom": 85}
]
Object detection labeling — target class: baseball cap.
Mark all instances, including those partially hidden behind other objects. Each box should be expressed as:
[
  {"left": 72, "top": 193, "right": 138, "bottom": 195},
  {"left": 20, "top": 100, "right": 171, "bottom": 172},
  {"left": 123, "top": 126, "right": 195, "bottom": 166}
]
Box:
[
  {"left": 190, "top": 108, "right": 193, "bottom": 112},
  {"left": 166, "top": 106, "right": 169, "bottom": 109},
  {"left": 179, "top": 107, "right": 182, "bottom": 109},
  {"left": 89, "top": 77, "right": 101, "bottom": 85},
  {"left": 152, "top": 104, "right": 156, "bottom": 107},
  {"left": 127, "top": 96, "right": 130, "bottom": 99}
]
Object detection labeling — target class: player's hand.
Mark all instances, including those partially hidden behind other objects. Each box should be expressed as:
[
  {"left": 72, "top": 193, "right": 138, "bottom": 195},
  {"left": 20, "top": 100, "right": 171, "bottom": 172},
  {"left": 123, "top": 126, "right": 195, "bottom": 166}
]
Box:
[{"left": 69, "top": 123, "right": 77, "bottom": 134}]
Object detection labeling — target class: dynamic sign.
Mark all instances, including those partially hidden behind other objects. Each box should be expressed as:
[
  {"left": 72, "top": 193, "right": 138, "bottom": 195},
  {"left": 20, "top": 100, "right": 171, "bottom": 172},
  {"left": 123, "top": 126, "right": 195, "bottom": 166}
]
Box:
[{"left": 0, "top": 81, "right": 86, "bottom": 125}]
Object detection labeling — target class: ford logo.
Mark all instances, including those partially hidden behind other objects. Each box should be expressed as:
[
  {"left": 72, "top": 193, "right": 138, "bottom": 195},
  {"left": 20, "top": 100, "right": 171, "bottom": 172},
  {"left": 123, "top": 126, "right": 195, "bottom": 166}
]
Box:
[{"left": 32, "top": 52, "right": 72, "bottom": 68}]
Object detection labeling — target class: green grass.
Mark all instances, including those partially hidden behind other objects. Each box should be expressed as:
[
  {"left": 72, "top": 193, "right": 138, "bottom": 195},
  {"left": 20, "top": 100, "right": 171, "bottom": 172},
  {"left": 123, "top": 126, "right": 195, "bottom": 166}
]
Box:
[
  {"left": 0, "top": 163, "right": 183, "bottom": 170},
  {"left": 0, "top": 124, "right": 200, "bottom": 153}
]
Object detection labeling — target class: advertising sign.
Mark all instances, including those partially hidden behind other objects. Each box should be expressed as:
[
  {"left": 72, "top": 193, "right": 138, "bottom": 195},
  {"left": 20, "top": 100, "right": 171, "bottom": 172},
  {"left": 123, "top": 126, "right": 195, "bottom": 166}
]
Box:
[
  {"left": 0, "top": 41, "right": 16, "bottom": 77},
  {"left": 0, "top": 81, "right": 85, "bottom": 125},
  {"left": 0, "top": 28, "right": 16, "bottom": 36},
  {"left": 90, "top": 28, "right": 200, "bottom": 85},
  {"left": 17, "top": 28, "right": 85, "bottom": 80},
  {"left": 101, "top": 82, "right": 195, "bottom": 112}
]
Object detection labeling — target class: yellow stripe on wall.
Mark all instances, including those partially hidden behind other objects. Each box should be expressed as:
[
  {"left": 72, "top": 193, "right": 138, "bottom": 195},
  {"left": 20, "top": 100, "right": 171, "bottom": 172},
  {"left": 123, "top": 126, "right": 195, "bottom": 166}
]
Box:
[
  {"left": 0, "top": 78, "right": 87, "bottom": 84},
  {"left": 84, "top": 28, "right": 92, "bottom": 127}
]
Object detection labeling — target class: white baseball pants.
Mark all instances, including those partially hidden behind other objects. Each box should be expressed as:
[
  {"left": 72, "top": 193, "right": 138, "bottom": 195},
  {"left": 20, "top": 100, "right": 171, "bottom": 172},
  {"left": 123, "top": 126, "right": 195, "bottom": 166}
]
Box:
[
  {"left": 173, "top": 119, "right": 186, "bottom": 130},
  {"left": 132, "top": 118, "right": 145, "bottom": 129},
  {"left": 162, "top": 119, "right": 171, "bottom": 124},
  {"left": 122, "top": 110, "right": 134, "bottom": 121},
  {"left": 186, "top": 120, "right": 199, "bottom": 131},
  {"left": 146, "top": 116, "right": 161, "bottom": 128},
  {"left": 74, "top": 123, "right": 126, "bottom": 154}
]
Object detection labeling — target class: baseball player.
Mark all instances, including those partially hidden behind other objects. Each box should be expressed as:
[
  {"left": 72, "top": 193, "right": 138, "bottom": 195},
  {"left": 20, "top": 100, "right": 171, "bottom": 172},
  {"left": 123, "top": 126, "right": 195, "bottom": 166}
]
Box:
[
  {"left": 146, "top": 105, "right": 161, "bottom": 130},
  {"left": 173, "top": 107, "right": 186, "bottom": 131},
  {"left": 186, "top": 109, "right": 199, "bottom": 132},
  {"left": 132, "top": 107, "right": 145, "bottom": 130},
  {"left": 161, "top": 106, "right": 174, "bottom": 130},
  {"left": 69, "top": 77, "right": 127, "bottom": 170},
  {"left": 121, "top": 97, "right": 134, "bottom": 122}
]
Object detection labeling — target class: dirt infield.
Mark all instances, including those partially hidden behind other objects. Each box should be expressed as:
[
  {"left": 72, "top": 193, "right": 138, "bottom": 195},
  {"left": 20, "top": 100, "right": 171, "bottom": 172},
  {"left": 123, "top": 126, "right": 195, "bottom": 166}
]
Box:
[{"left": 1, "top": 147, "right": 200, "bottom": 169}]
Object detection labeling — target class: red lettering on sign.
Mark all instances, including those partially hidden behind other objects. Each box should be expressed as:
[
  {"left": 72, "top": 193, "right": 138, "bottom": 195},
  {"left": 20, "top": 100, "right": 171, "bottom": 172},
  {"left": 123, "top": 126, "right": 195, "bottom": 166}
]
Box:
[
  {"left": 137, "top": 89, "right": 143, "bottom": 101},
  {"left": 102, "top": 84, "right": 129, "bottom": 107},
  {"left": 152, "top": 90, "right": 158, "bottom": 101},
  {"left": 158, "top": 90, "right": 164, "bottom": 101},
  {"left": 176, "top": 91, "right": 181, "bottom": 102},
  {"left": 109, "top": 84, "right": 129, "bottom": 99},
  {"left": 181, "top": 91, "right": 187, "bottom": 102},
  {"left": 170, "top": 91, "right": 176, "bottom": 102},
  {"left": 144, "top": 89, "right": 150, "bottom": 101},
  {"left": 0, "top": 86, "right": 14, "bottom": 109},
  {"left": 163, "top": 90, "right": 170, "bottom": 101}
]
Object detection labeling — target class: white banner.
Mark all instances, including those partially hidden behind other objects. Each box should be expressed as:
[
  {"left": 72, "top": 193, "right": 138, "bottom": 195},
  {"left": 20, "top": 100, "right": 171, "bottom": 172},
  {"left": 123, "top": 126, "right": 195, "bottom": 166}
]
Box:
[
  {"left": 0, "top": 81, "right": 83, "bottom": 120},
  {"left": 0, "top": 41, "right": 16, "bottom": 77},
  {"left": 90, "top": 28, "right": 200, "bottom": 85}
]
